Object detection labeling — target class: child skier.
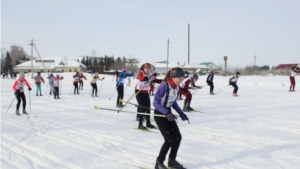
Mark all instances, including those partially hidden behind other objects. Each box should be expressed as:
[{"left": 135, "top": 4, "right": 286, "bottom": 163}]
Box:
[
  {"left": 73, "top": 72, "right": 80, "bottom": 94},
  {"left": 290, "top": 67, "right": 300, "bottom": 92},
  {"left": 90, "top": 73, "right": 105, "bottom": 97},
  {"left": 53, "top": 74, "right": 64, "bottom": 99},
  {"left": 135, "top": 63, "right": 160, "bottom": 129},
  {"left": 79, "top": 72, "right": 87, "bottom": 90},
  {"left": 116, "top": 67, "right": 133, "bottom": 107},
  {"left": 47, "top": 73, "right": 54, "bottom": 95},
  {"left": 206, "top": 70, "right": 214, "bottom": 94},
  {"left": 153, "top": 67, "right": 188, "bottom": 169},
  {"left": 34, "top": 72, "right": 45, "bottom": 96},
  {"left": 179, "top": 74, "right": 202, "bottom": 112},
  {"left": 12, "top": 72, "right": 32, "bottom": 115},
  {"left": 177, "top": 71, "right": 190, "bottom": 100},
  {"left": 229, "top": 72, "right": 241, "bottom": 97}
]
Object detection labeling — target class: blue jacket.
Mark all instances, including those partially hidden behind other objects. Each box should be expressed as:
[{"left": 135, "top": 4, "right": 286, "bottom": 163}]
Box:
[
  {"left": 117, "top": 70, "right": 134, "bottom": 86},
  {"left": 47, "top": 75, "right": 54, "bottom": 85}
]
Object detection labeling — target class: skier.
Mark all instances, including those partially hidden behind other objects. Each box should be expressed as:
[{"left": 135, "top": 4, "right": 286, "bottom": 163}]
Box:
[
  {"left": 47, "top": 73, "right": 54, "bottom": 95},
  {"left": 206, "top": 70, "right": 214, "bottom": 94},
  {"left": 12, "top": 72, "right": 32, "bottom": 115},
  {"left": 34, "top": 72, "right": 45, "bottom": 96},
  {"left": 73, "top": 72, "right": 80, "bottom": 94},
  {"left": 79, "top": 72, "right": 87, "bottom": 90},
  {"left": 179, "top": 74, "right": 202, "bottom": 112},
  {"left": 116, "top": 67, "right": 133, "bottom": 107},
  {"left": 135, "top": 63, "right": 160, "bottom": 129},
  {"left": 229, "top": 72, "right": 240, "bottom": 97},
  {"left": 53, "top": 74, "right": 64, "bottom": 99},
  {"left": 177, "top": 71, "right": 190, "bottom": 100},
  {"left": 90, "top": 72, "right": 105, "bottom": 97},
  {"left": 153, "top": 67, "right": 188, "bottom": 169},
  {"left": 290, "top": 67, "right": 300, "bottom": 92},
  {"left": 149, "top": 73, "right": 162, "bottom": 96}
]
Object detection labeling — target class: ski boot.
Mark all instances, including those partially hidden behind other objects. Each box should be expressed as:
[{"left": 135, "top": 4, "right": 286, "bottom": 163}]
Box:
[
  {"left": 168, "top": 158, "right": 185, "bottom": 169},
  {"left": 36, "top": 93, "right": 38, "bottom": 96},
  {"left": 16, "top": 110, "right": 20, "bottom": 116},
  {"left": 54, "top": 95, "right": 57, "bottom": 99},
  {"left": 40, "top": 93, "right": 43, "bottom": 96},
  {"left": 23, "top": 109, "right": 28, "bottom": 115},
  {"left": 182, "top": 105, "right": 189, "bottom": 112},
  {"left": 155, "top": 161, "right": 168, "bottom": 169},
  {"left": 57, "top": 96, "right": 60, "bottom": 99},
  {"left": 146, "top": 122, "right": 157, "bottom": 129},
  {"left": 232, "top": 93, "right": 238, "bottom": 97},
  {"left": 186, "top": 104, "right": 194, "bottom": 111},
  {"left": 50, "top": 92, "right": 52, "bottom": 95},
  {"left": 138, "top": 123, "right": 147, "bottom": 130}
]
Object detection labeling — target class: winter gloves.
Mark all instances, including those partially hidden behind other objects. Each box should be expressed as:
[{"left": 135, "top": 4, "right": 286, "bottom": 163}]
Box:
[
  {"left": 180, "top": 113, "right": 188, "bottom": 121},
  {"left": 166, "top": 112, "right": 175, "bottom": 121},
  {"left": 16, "top": 90, "right": 20, "bottom": 94},
  {"left": 166, "top": 112, "right": 188, "bottom": 121},
  {"left": 28, "top": 88, "right": 32, "bottom": 91}
]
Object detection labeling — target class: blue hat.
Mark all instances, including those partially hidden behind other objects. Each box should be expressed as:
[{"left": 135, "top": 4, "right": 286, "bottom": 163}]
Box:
[
  {"left": 192, "top": 75, "right": 199, "bottom": 80},
  {"left": 170, "top": 68, "right": 184, "bottom": 78},
  {"left": 56, "top": 74, "right": 59, "bottom": 77}
]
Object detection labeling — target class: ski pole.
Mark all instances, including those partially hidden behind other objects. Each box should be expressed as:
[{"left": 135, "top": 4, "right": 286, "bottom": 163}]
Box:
[
  {"left": 60, "top": 80, "right": 62, "bottom": 95},
  {"left": 98, "top": 81, "right": 104, "bottom": 97},
  {"left": 6, "top": 96, "right": 16, "bottom": 114},
  {"left": 29, "top": 90, "right": 31, "bottom": 111},
  {"left": 70, "top": 84, "right": 74, "bottom": 95},
  {"left": 45, "top": 83, "right": 48, "bottom": 95},
  {"left": 120, "top": 101, "right": 155, "bottom": 111},
  {"left": 94, "top": 106, "right": 179, "bottom": 118}
]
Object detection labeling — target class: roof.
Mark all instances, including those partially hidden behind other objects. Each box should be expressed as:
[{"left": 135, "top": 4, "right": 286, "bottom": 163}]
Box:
[
  {"left": 200, "top": 62, "right": 212, "bottom": 66},
  {"left": 14, "top": 57, "right": 86, "bottom": 70},
  {"left": 276, "top": 64, "right": 298, "bottom": 70}
]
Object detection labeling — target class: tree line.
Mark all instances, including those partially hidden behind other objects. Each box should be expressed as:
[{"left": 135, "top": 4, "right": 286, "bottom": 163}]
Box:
[
  {"left": 1, "top": 46, "right": 30, "bottom": 73},
  {"left": 80, "top": 56, "right": 139, "bottom": 73}
]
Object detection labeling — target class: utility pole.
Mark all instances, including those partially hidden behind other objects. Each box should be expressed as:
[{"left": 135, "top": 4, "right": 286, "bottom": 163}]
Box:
[
  {"left": 254, "top": 52, "right": 257, "bottom": 67},
  {"left": 188, "top": 23, "right": 190, "bottom": 65},
  {"left": 167, "top": 39, "right": 169, "bottom": 74},
  {"left": 28, "top": 39, "right": 35, "bottom": 79},
  {"left": 224, "top": 56, "right": 228, "bottom": 76}
]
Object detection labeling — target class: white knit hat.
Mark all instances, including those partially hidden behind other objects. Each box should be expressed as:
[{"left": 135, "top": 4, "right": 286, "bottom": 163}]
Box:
[{"left": 19, "top": 72, "right": 25, "bottom": 77}]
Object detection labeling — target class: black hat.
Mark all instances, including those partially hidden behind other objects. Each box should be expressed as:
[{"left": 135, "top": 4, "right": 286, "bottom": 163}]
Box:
[{"left": 236, "top": 72, "right": 240, "bottom": 75}]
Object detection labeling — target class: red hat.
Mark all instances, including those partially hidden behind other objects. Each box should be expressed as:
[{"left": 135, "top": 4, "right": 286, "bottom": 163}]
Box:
[{"left": 122, "top": 67, "right": 127, "bottom": 70}]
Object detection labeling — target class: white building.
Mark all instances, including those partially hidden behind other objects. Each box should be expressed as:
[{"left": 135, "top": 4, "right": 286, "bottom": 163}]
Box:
[{"left": 14, "top": 57, "right": 87, "bottom": 73}]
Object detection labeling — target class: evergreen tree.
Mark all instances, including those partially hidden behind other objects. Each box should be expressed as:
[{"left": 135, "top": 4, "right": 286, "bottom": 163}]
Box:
[{"left": 4, "top": 51, "right": 12, "bottom": 72}]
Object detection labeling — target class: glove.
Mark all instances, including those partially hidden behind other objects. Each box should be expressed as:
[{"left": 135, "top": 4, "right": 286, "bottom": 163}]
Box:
[
  {"left": 150, "top": 76, "right": 155, "bottom": 80},
  {"left": 180, "top": 113, "right": 188, "bottom": 121},
  {"left": 28, "top": 88, "right": 32, "bottom": 91},
  {"left": 197, "top": 86, "right": 202, "bottom": 89},
  {"left": 166, "top": 112, "right": 175, "bottom": 122},
  {"left": 16, "top": 90, "right": 20, "bottom": 94},
  {"left": 192, "top": 87, "right": 197, "bottom": 90},
  {"left": 102, "top": 77, "right": 105, "bottom": 80}
]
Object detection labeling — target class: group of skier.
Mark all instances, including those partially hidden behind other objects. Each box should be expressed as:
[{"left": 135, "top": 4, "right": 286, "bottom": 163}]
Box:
[{"left": 9, "top": 64, "right": 300, "bottom": 169}]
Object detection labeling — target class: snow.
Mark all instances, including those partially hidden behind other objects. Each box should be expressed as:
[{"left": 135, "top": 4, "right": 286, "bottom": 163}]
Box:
[{"left": 1, "top": 73, "right": 300, "bottom": 169}]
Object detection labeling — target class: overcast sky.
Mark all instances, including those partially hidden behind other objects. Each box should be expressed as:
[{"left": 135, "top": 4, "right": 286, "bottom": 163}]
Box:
[{"left": 1, "top": 0, "right": 299, "bottom": 68}]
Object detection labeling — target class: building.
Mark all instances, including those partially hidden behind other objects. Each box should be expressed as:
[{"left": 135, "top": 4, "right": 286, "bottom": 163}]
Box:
[
  {"left": 200, "top": 62, "right": 220, "bottom": 70},
  {"left": 276, "top": 64, "right": 299, "bottom": 70},
  {"left": 13, "top": 57, "right": 87, "bottom": 73},
  {"left": 148, "top": 62, "right": 207, "bottom": 75}
]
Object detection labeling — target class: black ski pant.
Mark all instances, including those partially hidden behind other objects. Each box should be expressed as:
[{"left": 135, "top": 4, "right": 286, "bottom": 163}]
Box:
[
  {"left": 73, "top": 83, "right": 79, "bottom": 94},
  {"left": 91, "top": 83, "right": 98, "bottom": 96},
  {"left": 154, "top": 109, "right": 182, "bottom": 163},
  {"left": 230, "top": 82, "right": 238, "bottom": 93},
  {"left": 15, "top": 92, "right": 26, "bottom": 110},
  {"left": 116, "top": 85, "right": 124, "bottom": 105},
  {"left": 136, "top": 91, "right": 151, "bottom": 124},
  {"left": 54, "top": 87, "right": 59, "bottom": 97},
  {"left": 79, "top": 80, "right": 83, "bottom": 89},
  {"left": 207, "top": 81, "right": 214, "bottom": 93}
]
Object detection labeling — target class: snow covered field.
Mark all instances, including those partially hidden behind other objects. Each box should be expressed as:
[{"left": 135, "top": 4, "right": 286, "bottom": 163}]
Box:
[{"left": 1, "top": 73, "right": 300, "bottom": 169}]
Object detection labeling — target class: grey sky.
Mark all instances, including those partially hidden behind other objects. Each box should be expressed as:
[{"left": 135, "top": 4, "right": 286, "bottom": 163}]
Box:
[{"left": 1, "top": 0, "right": 299, "bottom": 68}]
